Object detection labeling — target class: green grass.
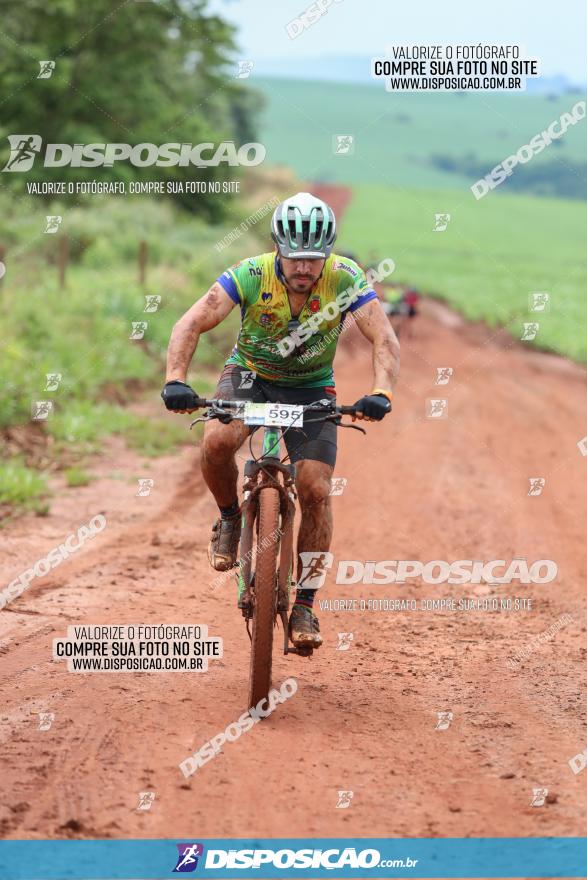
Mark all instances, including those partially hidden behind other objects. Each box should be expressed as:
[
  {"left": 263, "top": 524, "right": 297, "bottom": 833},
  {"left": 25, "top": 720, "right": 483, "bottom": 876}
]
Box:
[
  {"left": 46, "top": 399, "right": 209, "bottom": 457},
  {"left": 342, "top": 183, "right": 587, "bottom": 360},
  {"left": 0, "top": 188, "right": 274, "bottom": 521},
  {"left": 0, "top": 460, "right": 50, "bottom": 518},
  {"left": 0, "top": 259, "right": 238, "bottom": 432},
  {"left": 64, "top": 467, "right": 92, "bottom": 488},
  {"left": 0, "top": 191, "right": 265, "bottom": 435},
  {"left": 123, "top": 414, "right": 191, "bottom": 457},
  {"left": 256, "top": 77, "right": 587, "bottom": 191}
]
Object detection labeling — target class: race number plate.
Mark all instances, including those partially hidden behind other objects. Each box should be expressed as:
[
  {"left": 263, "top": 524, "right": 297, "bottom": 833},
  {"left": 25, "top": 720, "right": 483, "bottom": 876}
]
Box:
[{"left": 243, "top": 402, "right": 303, "bottom": 427}]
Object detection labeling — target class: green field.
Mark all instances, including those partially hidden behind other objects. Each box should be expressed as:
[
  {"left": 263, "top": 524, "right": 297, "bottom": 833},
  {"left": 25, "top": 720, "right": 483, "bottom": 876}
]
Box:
[
  {"left": 256, "top": 77, "right": 587, "bottom": 193},
  {"left": 254, "top": 76, "right": 586, "bottom": 361},
  {"left": 341, "top": 183, "right": 587, "bottom": 360}
]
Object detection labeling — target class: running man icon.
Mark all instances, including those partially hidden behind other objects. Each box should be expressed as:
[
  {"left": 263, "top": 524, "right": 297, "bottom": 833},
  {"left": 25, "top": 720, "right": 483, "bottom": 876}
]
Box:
[
  {"left": 173, "top": 843, "right": 204, "bottom": 873},
  {"left": 3, "top": 135, "right": 42, "bottom": 172}
]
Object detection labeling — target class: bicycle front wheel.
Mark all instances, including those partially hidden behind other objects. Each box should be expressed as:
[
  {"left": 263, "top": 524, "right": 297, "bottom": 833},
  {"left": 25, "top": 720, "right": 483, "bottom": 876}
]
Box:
[{"left": 248, "top": 487, "right": 280, "bottom": 712}]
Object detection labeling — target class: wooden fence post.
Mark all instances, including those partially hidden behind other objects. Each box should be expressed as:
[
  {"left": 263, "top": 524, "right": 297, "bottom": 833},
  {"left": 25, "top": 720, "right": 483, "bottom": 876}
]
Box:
[
  {"left": 58, "top": 236, "right": 68, "bottom": 289},
  {"left": 138, "top": 240, "right": 147, "bottom": 287}
]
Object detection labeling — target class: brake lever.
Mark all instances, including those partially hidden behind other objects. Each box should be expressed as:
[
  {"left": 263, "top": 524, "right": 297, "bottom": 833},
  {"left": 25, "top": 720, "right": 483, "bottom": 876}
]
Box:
[
  {"left": 341, "top": 422, "right": 367, "bottom": 434},
  {"left": 325, "top": 414, "right": 367, "bottom": 435},
  {"left": 189, "top": 412, "right": 235, "bottom": 429},
  {"left": 189, "top": 400, "right": 239, "bottom": 429}
]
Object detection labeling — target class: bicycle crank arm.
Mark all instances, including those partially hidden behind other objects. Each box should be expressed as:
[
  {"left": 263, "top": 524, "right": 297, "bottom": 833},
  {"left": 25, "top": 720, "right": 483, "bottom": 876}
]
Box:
[{"left": 279, "top": 609, "right": 290, "bottom": 654}]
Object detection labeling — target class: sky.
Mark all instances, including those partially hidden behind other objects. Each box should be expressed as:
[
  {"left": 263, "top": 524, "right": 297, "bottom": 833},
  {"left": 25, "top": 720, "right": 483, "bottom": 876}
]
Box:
[{"left": 210, "top": 0, "right": 587, "bottom": 84}]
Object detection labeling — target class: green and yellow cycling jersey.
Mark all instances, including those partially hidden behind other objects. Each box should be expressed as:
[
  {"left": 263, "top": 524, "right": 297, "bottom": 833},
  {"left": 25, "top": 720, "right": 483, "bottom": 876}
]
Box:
[{"left": 216, "top": 252, "right": 377, "bottom": 387}]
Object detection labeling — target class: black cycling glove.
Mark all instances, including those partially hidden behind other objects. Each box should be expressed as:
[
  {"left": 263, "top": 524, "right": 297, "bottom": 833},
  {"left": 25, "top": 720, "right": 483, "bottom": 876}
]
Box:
[
  {"left": 354, "top": 393, "right": 391, "bottom": 421},
  {"left": 161, "top": 380, "right": 199, "bottom": 412}
]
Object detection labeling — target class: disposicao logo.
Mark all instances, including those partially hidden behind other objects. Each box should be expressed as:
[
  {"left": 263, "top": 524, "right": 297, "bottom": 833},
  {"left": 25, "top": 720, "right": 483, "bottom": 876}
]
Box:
[
  {"left": 3, "top": 135, "right": 42, "bottom": 171},
  {"left": 173, "top": 843, "right": 204, "bottom": 873},
  {"left": 2, "top": 135, "right": 266, "bottom": 171}
]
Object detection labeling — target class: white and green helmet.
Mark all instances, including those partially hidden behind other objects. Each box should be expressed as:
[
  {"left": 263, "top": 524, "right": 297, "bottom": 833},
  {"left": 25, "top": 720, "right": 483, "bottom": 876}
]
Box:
[{"left": 271, "top": 191, "right": 337, "bottom": 259}]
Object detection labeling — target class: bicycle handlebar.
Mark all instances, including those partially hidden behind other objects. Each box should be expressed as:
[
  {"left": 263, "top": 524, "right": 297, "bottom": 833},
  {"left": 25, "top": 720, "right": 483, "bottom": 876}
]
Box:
[
  {"left": 187, "top": 396, "right": 369, "bottom": 436},
  {"left": 192, "top": 397, "right": 359, "bottom": 417}
]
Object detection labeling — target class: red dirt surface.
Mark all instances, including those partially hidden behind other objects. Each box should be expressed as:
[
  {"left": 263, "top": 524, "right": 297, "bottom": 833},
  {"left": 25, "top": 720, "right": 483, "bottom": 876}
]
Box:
[
  {"left": 1, "top": 297, "right": 587, "bottom": 848},
  {"left": 309, "top": 183, "right": 353, "bottom": 220}
]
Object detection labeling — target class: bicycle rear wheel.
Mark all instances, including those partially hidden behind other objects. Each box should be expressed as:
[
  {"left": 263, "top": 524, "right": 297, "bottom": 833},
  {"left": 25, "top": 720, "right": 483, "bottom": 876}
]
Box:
[{"left": 248, "top": 486, "right": 280, "bottom": 711}]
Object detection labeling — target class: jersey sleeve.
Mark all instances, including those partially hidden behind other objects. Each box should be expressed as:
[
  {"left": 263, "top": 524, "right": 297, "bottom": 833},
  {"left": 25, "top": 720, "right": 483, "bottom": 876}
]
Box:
[
  {"left": 216, "top": 258, "right": 261, "bottom": 307},
  {"left": 347, "top": 277, "right": 377, "bottom": 313},
  {"left": 334, "top": 258, "right": 378, "bottom": 314}
]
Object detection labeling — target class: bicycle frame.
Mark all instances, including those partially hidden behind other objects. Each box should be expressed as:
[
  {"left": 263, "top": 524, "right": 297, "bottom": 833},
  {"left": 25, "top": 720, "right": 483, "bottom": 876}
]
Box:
[
  {"left": 237, "top": 425, "right": 298, "bottom": 654},
  {"left": 189, "top": 396, "right": 366, "bottom": 664}
]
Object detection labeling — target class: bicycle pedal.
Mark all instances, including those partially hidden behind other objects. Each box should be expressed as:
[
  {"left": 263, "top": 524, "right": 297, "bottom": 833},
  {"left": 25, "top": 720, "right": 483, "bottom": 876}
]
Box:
[{"left": 286, "top": 645, "right": 314, "bottom": 658}]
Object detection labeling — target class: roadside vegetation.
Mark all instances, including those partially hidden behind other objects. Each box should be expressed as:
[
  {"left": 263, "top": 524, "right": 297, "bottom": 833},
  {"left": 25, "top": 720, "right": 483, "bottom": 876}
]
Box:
[{"left": 0, "top": 169, "right": 295, "bottom": 521}]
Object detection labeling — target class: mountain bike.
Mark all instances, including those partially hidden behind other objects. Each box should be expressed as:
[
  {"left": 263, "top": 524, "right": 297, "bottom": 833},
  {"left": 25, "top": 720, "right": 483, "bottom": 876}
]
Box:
[{"left": 190, "top": 397, "right": 365, "bottom": 710}]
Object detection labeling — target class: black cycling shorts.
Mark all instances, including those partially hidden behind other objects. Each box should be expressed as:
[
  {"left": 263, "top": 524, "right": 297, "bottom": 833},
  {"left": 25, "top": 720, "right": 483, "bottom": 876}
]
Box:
[{"left": 214, "top": 364, "right": 337, "bottom": 468}]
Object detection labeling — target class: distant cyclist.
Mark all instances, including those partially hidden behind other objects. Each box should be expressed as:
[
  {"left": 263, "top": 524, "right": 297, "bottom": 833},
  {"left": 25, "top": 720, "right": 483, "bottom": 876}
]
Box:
[
  {"left": 381, "top": 286, "right": 420, "bottom": 338},
  {"left": 403, "top": 287, "right": 420, "bottom": 319},
  {"left": 161, "top": 192, "right": 400, "bottom": 650}
]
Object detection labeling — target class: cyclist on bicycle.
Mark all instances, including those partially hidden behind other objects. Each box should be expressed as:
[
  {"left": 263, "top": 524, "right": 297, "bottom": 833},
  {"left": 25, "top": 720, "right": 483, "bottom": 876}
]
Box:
[{"left": 161, "top": 192, "right": 400, "bottom": 650}]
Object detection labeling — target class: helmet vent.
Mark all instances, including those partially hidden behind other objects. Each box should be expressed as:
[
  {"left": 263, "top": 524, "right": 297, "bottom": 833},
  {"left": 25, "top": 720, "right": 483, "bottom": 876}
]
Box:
[{"left": 286, "top": 207, "right": 297, "bottom": 241}]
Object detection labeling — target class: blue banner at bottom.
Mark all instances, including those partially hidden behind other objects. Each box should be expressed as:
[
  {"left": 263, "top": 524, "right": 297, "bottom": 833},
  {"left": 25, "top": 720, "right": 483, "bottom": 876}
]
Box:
[{"left": 0, "top": 837, "right": 586, "bottom": 879}]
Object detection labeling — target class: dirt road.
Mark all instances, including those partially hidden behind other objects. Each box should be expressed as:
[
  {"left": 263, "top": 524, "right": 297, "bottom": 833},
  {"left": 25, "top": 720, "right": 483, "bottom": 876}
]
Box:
[{"left": 2, "top": 291, "right": 587, "bottom": 845}]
